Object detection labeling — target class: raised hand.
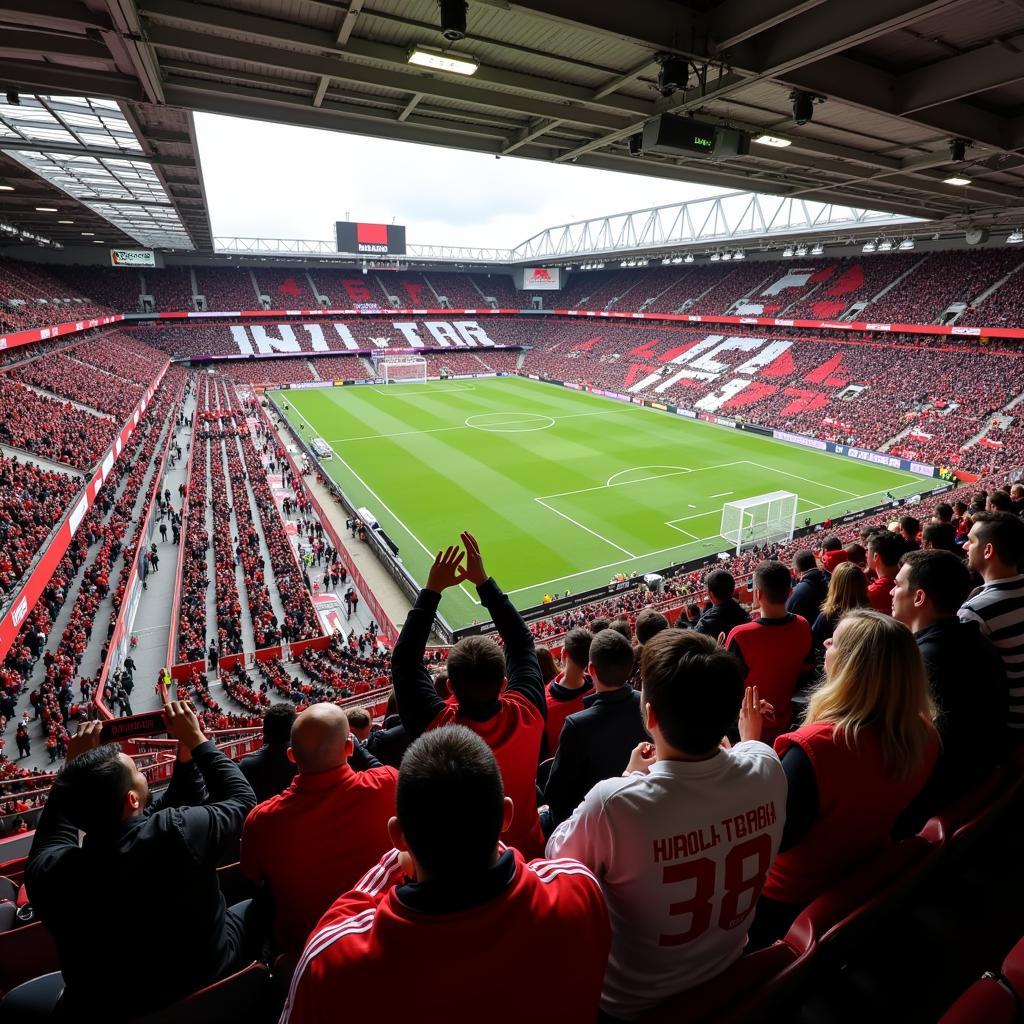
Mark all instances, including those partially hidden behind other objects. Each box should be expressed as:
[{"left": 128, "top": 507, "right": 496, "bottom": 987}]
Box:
[
  {"left": 459, "top": 531, "right": 488, "bottom": 586},
  {"left": 163, "top": 700, "right": 207, "bottom": 752},
  {"left": 66, "top": 721, "right": 104, "bottom": 763},
  {"left": 426, "top": 545, "right": 466, "bottom": 594},
  {"left": 737, "top": 685, "right": 764, "bottom": 744}
]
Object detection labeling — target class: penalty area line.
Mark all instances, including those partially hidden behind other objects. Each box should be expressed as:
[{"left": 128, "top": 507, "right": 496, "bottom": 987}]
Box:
[{"left": 534, "top": 497, "right": 636, "bottom": 559}]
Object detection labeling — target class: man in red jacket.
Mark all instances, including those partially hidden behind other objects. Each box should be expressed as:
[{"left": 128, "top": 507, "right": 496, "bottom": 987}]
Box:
[
  {"left": 281, "top": 727, "right": 609, "bottom": 1024},
  {"left": 391, "top": 532, "right": 547, "bottom": 857},
  {"left": 240, "top": 703, "right": 397, "bottom": 955}
]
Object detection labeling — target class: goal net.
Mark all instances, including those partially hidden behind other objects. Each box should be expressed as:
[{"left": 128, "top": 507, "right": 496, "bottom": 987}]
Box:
[
  {"left": 720, "top": 491, "right": 798, "bottom": 554},
  {"left": 372, "top": 354, "right": 427, "bottom": 384}
]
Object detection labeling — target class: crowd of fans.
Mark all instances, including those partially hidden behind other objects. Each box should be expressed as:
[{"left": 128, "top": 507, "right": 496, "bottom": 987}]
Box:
[
  {"left": 0, "top": 366, "right": 184, "bottom": 790},
  {"left": 13, "top": 351, "right": 144, "bottom": 422},
  {"left": 306, "top": 271, "right": 390, "bottom": 308},
  {"left": 0, "top": 377, "right": 113, "bottom": 471},
  {"left": 0, "top": 457, "right": 81, "bottom": 604},
  {"left": 0, "top": 260, "right": 113, "bottom": 334},
  {"left": 253, "top": 270, "right": 319, "bottom": 308},
  {"left": 145, "top": 266, "right": 195, "bottom": 312},
  {"left": 863, "top": 250, "right": 1023, "bottom": 325},
  {"left": 194, "top": 267, "right": 261, "bottom": 310},
  {"left": 13, "top": 502, "right": 1021, "bottom": 1022}
]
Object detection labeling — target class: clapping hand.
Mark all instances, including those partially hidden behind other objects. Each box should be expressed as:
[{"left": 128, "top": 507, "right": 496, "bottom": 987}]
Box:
[
  {"left": 458, "top": 532, "right": 488, "bottom": 586},
  {"left": 426, "top": 545, "right": 466, "bottom": 594},
  {"left": 425, "top": 534, "right": 489, "bottom": 594}
]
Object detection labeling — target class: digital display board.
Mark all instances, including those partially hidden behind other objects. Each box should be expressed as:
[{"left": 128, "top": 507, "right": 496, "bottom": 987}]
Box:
[
  {"left": 522, "top": 267, "right": 561, "bottom": 290},
  {"left": 335, "top": 221, "right": 407, "bottom": 256}
]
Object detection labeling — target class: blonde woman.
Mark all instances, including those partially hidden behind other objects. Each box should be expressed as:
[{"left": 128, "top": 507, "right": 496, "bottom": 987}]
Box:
[
  {"left": 811, "top": 561, "right": 870, "bottom": 657},
  {"left": 749, "top": 609, "right": 939, "bottom": 946}
]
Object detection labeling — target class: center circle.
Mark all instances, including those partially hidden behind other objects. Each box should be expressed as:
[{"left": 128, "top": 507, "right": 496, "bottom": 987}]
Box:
[{"left": 465, "top": 412, "right": 556, "bottom": 433}]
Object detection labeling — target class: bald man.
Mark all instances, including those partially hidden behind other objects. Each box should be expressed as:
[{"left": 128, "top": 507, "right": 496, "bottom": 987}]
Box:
[{"left": 240, "top": 703, "right": 398, "bottom": 954}]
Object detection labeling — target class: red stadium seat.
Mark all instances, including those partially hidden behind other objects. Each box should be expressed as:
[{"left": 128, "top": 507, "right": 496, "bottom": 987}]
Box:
[
  {"left": 938, "top": 975, "right": 1017, "bottom": 1024},
  {"left": 922, "top": 761, "right": 1024, "bottom": 866},
  {"left": 0, "top": 901, "right": 17, "bottom": 933},
  {"left": 130, "top": 961, "right": 273, "bottom": 1024},
  {"left": 1000, "top": 935, "right": 1024, "bottom": 1002},
  {"left": 784, "top": 836, "right": 937, "bottom": 963},
  {"left": 0, "top": 921, "right": 59, "bottom": 997},
  {"left": 637, "top": 942, "right": 800, "bottom": 1024}
]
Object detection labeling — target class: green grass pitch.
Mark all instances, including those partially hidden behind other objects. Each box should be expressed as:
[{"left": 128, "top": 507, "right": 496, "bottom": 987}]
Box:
[{"left": 271, "top": 376, "right": 928, "bottom": 630}]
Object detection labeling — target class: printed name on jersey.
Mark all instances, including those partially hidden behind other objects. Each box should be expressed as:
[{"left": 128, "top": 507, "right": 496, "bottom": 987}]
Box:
[{"left": 652, "top": 801, "right": 777, "bottom": 863}]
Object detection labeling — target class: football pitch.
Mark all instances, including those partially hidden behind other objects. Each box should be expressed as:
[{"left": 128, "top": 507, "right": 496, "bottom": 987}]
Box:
[{"left": 271, "top": 376, "right": 928, "bottom": 629}]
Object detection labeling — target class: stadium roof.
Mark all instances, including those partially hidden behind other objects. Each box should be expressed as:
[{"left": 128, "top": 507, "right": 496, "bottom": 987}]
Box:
[{"left": 1, "top": 0, "right": 1023, "bottom": 252}]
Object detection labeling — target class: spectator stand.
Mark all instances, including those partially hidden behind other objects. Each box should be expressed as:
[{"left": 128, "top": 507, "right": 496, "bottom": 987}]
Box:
[
  {"left": 0, "top": 356, "right": 170, "bottom": 669},
  {"left": 251, "top": 393, "right": 399, "bottom": 643},
  {"left": 93, "top": 369, "right": 188, "bottom": 719},
  {"left": 0, "top": 368, "right": 183, "bottom": 780}
]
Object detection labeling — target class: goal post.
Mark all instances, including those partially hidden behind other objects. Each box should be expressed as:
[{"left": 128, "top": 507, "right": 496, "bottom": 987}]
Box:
[
  {"left": 720, "top": 491, "right": 798, "bottom": 554},
  {"left": 372, "top": 353, "right": 427, "bottom": 384}
]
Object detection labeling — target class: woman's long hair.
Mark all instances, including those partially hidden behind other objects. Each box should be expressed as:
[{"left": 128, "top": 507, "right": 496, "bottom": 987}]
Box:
[
  {"left": 805, "top": 609, "right": 936, "bottom": 780},
  {"left": 819, "top": 561, "right": 870, "bottom": 619}
]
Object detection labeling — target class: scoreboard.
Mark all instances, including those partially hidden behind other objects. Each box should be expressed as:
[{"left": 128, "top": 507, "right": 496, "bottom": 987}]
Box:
[{"left": 335, "top": 221, "right": 407, "bottom": 256}]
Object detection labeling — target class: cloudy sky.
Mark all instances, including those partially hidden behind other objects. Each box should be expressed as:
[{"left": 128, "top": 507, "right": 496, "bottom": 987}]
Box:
[{"left": 194, "top": 112, "right": 728, "bottom": 249}]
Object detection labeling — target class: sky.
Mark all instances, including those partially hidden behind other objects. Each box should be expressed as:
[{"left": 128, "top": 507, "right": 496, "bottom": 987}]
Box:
[{"left": 194, "top": 112, "right": 729, "bottom": 250}]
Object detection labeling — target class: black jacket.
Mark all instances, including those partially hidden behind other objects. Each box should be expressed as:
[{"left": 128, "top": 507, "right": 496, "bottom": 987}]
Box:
[
  {"left": 786, "top": 568, "right": 831, "bottom": 625},
  {"left": 26, "top": 742, "right": 256, "bottom": 1021},
  {"left": 544, "top": 686, "right": 648, "bottom": 826},
  {"left": 239, "top": 742, "right": 297, "bottom": 803},
  {"left": 694, "top": 599, "right": 750, "bottom": 638},
  {"left": 902, "top": 618, "right": 1007, "bottom": 826}
]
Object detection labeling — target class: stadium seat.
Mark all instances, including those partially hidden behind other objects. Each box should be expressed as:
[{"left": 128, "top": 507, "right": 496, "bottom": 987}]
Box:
[
  {"left": 0, "top": 901, "right": 18, "bottom": 932},
  {"left": 937, "top": 974, "right": 1017, "bottom": 1024},
  {"left": 0, "top": 970, "right": 64, "bottom": 1020},
  {"left": 0, "top": 922, "right": 59, "bottom": 997},
  {"left": 638, "top": 942, "right": 800, "bottom": 1024},
  {"left": 922, "top": 761, "right": 1024, "bottom": 867},
  {"left": 784, "top": 836, "right": 937, "bottom": 964},
  {"left": 130, "top": 962, "right": 273, "bottom": 1024},
  {"left": 0, "top": 875, "right": 18, "bottom": 902},
  {"left": 1000, "top": 935, "right": 1024, "bottom": 1002}
]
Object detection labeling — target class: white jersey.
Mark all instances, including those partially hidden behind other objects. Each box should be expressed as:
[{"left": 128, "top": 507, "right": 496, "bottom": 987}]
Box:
[{"left": 546, "top": 742, "right": 787, "bottom": 1019}]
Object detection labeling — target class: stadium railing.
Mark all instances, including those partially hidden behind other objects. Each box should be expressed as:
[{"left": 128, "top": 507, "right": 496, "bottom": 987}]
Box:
[{"left": 170, "top": 634, "right": 331, "bottom": 681}]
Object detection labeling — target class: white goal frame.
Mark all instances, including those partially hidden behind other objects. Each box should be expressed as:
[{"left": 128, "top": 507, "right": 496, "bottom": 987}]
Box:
[
  {"left": 372, "top": 354, "right": 427, "bottom": 384},
  {"left": 720, "top": 490, "right": 798, "bottom": 554}
]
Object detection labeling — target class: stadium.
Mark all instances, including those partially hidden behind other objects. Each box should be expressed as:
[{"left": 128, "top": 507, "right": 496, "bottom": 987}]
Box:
[{"left": 0, "top": 0, "right": 1023, "bottom": 1020}]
